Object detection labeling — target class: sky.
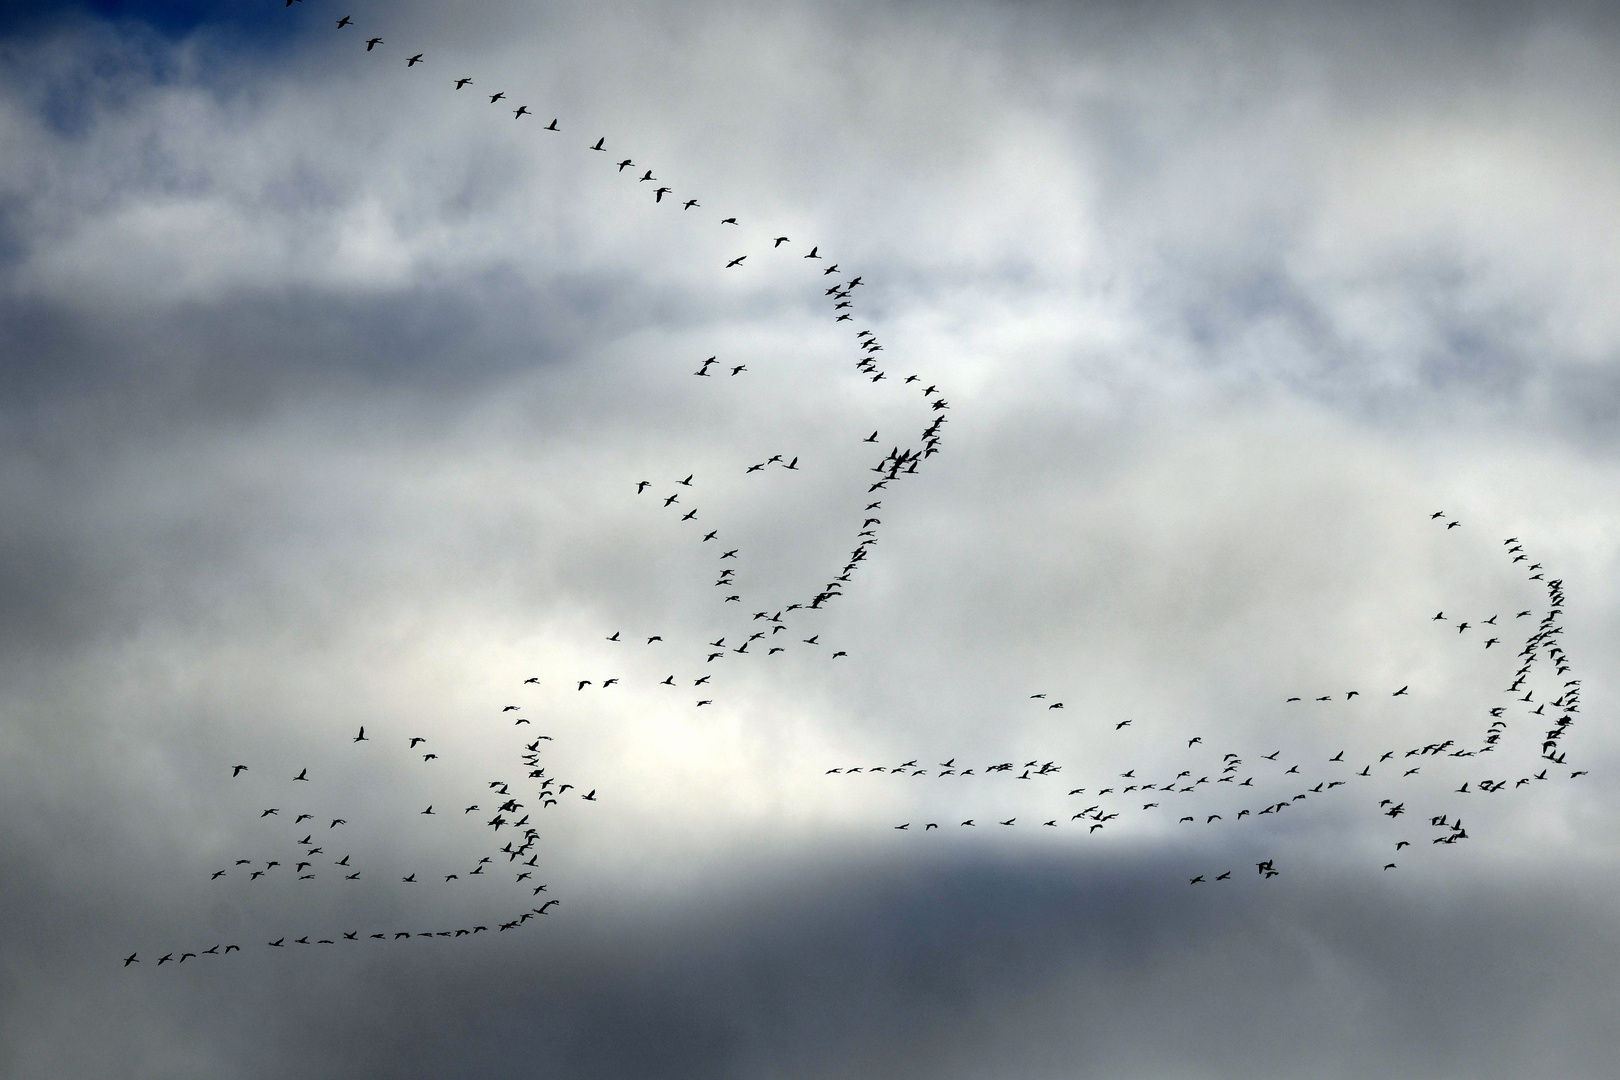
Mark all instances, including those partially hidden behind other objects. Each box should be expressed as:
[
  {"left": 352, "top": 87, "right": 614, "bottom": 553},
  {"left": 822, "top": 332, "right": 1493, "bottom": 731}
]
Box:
[{"left": 2, "top": 0, "right": 1620, "bottom": 1076}]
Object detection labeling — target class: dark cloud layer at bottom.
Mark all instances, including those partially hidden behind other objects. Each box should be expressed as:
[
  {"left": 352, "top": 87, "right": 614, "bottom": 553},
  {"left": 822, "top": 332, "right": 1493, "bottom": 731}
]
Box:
[{"left": 5, "top": 849, "right": 1618, "bottom": 1079}]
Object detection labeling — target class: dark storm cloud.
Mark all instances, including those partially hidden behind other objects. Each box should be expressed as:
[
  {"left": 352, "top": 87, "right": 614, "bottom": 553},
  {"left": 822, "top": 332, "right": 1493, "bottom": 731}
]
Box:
[
  {"left": 2, "top": 0, "right": 1619, "bottom": 1077},
  {"left": 7, "top": 847, "right": 1620, "bottom": 1078}
]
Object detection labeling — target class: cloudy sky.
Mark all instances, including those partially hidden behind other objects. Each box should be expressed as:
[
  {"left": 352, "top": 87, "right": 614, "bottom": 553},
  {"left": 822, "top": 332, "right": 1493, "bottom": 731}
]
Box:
[{"left": 3, "top": 0, "right": 1619, "bottom": 1076}]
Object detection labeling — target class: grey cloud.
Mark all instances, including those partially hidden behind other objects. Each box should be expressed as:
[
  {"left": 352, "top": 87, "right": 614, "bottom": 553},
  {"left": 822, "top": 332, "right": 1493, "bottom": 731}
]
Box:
[{"left": 2, "top": 0, "right": 1619, "bottom": 1076}]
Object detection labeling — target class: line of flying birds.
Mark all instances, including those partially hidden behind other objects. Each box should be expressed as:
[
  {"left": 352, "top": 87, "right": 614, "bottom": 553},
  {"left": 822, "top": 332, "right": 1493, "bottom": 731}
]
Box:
[
  {"left": 125, "top": 4, "right": 1587, "bottom": 969},
  {"left": 127, "top": 0, "right": 945, "bottom": 967}
]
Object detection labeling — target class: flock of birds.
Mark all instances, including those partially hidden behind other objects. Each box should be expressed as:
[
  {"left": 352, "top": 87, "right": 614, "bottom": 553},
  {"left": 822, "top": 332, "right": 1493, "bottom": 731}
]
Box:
[
  {"left": 121, "top": 2, "right": 1589, "bottom": 967},
  {"left": 851, "top": 515, "right": 1584, "bottom": 884},
  {"left": 124, "top": 0, "right": 941, "bottom": 968}
]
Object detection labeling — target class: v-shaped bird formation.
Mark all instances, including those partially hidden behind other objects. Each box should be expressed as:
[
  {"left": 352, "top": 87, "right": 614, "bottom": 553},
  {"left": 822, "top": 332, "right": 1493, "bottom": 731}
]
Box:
[{"left": 119, "top": 2, "right": 1589, "bottom": 969}]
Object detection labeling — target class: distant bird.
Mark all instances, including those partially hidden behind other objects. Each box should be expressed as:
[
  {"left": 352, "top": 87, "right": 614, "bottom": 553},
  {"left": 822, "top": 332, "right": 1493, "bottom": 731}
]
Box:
[
  {"left": 721, "top": 217, "right": 738, "bottom": 224},
  {"left": 590, "top": 137, "right": 606, "bottom": 151},
  {"left": 353, "top": 727, "right": 367, "bottom": 742},
  {"left": 805, "top": 247, "right": 820, "bottom": 259},
  {"left": 489, "top": 92, "right": 505, "bottom": 103},
  {"left": 293, "top": 768, "right": 308, "bottom": 781},
  {"left": 773, "top": 237, "right": 790, "bottom": 247},
  {"left": 406, "top": 54, "right": 423, "bottom": 66},
  {"left": 544, "top": 119, "right": 559, "bottom": 131},
  {"left": 365, "top": 37, "right": 382, "bottom": 51},
  {"left": 514, "top": 106, "right": 530, "bottom": 119},
  {"left": 455, "top": 78, "right": 472, "bottom": 89},
  {"left": 231, "top": 765, "right": 248, "bottom": 776},
  {"left": 726, "top": 256, "right": 747, "bottom": 268},
  {"left": 1393, "top": 685, "right": 1409, "bottom": 696},
  {"left": 336, "top": 16, "right": 352, "bottom": 27}
]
